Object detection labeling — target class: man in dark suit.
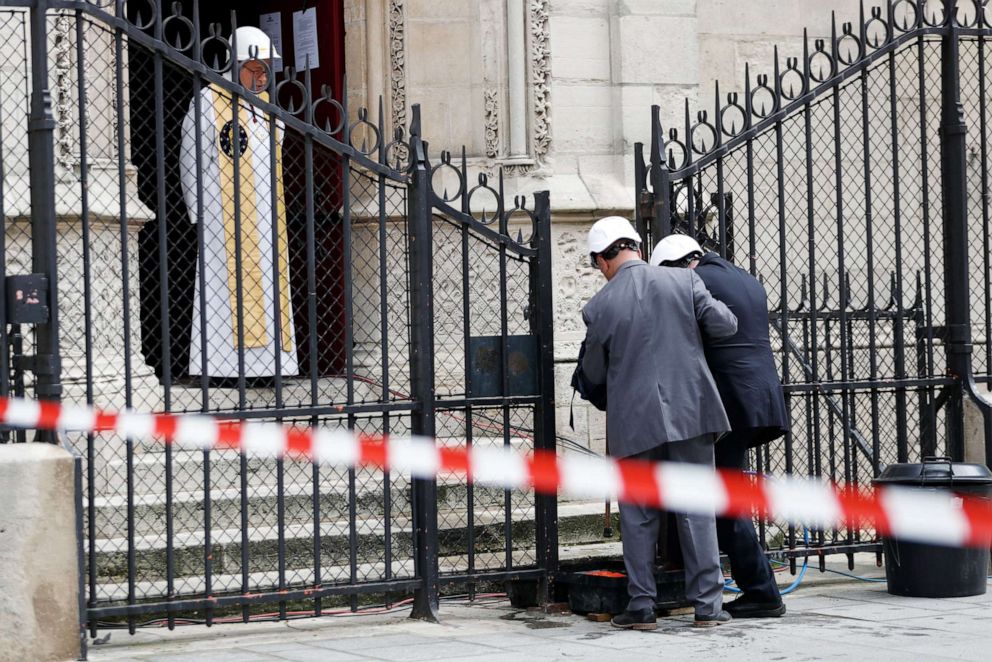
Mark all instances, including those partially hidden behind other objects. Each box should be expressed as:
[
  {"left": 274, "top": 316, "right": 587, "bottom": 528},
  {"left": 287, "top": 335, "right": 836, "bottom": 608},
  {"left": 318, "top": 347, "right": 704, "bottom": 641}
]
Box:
[
  {"left": 581, "top": 217, "right": 738, "bottom": 630},
  {"left": 651, "top": 234, "right": 789, "bottom": 619}
]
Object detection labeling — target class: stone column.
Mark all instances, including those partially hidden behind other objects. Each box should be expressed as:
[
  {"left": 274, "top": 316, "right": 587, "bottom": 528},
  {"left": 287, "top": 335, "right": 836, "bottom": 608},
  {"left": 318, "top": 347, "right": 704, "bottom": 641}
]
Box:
[{"left": 506, "top": 0, "right": 527, "bottom": 158}]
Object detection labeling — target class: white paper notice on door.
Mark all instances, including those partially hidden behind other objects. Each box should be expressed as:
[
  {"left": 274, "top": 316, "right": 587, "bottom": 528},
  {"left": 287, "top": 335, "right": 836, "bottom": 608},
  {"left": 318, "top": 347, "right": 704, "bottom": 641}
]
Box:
[
  {"left": 259, "top": 12, "right": 283, "bottom": 67},
  {"left": 293, "top": 8, "right": 320, "bottom": 71}
]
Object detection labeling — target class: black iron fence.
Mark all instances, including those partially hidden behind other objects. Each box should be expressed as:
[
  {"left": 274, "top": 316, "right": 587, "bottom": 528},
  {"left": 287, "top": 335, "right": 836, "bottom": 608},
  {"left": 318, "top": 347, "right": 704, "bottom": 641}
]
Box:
[
  {"left": 0, "top": 0, "right": 557, "bottom": 631},
  {"left": 636, "top": 1, "right": 992, "bottom": 561}
]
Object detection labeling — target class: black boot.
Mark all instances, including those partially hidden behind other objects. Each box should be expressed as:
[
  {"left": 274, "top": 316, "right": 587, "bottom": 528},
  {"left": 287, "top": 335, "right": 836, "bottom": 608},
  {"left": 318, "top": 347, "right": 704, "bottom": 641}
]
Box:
[
  {"left": 724, "top": 594, "right": 786, "bottom": 618},
  {"left": 610, "top": 607, "right": 657, "bottom": 630}
]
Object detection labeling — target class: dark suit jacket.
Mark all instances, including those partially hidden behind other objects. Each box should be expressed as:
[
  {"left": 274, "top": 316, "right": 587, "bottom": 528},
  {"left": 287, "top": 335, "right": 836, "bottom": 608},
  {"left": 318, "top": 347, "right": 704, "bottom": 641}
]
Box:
[
  {"left": 581, "top": 260, "right": 738, "bottom": 458},
  {"left": 693, "top": 253, "right": 790, "bottom": 447}
]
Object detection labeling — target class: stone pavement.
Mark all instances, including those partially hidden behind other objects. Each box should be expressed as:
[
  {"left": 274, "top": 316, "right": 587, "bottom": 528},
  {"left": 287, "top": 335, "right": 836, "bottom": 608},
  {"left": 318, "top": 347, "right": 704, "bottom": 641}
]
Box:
[{"left": 87, "top": 565, "right": 991, "bottom": 662}]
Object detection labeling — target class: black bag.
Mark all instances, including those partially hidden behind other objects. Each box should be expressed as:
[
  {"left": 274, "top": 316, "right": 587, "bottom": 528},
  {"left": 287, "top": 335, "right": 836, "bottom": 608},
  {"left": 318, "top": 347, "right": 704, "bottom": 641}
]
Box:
[{"left": 571, "top": 340, "right": 608, "bottom": 417}]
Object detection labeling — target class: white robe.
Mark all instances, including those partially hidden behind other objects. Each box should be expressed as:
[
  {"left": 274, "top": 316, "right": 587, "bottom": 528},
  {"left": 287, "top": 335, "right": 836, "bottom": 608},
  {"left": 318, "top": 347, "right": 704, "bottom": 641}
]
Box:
[{"left": 179, "top": 86, "right": 298, "bottom": 378}]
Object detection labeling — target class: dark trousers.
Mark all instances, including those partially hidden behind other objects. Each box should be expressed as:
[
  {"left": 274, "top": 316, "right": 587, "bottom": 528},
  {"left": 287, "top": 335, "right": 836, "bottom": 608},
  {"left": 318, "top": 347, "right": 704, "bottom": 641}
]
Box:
[{"left": 714, "top": 429, "right": 781, "bottom": 603}]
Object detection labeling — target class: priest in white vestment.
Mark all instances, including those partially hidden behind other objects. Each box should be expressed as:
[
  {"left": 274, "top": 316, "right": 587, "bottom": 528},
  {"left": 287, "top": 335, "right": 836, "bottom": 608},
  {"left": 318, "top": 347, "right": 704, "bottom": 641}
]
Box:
[{"left": 179, "top": 27, "right": 298, "bottom": 378}]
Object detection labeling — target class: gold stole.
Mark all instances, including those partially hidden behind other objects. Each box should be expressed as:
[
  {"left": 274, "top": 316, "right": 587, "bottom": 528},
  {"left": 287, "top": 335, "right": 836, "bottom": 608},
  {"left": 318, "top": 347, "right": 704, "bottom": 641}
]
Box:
[{"left": 211, "top": 88, "right": 293, "bottom": 352}]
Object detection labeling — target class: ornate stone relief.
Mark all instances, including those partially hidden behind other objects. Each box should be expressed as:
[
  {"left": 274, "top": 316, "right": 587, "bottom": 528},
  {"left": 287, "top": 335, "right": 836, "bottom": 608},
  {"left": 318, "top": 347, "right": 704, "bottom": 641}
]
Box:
[
  {"left": 554, "top": 227, "right": 603, "bottom": 336},
  {"left": 53, "top": 12, "right": 75, "bottom": 172},
  {"left": 528, "top": 0, "right": 551, "bottom": 160},
  {"left": 388, "top": 0, "right": 406, "bottom": 132},
  {"left": 484, "top": 87, "right": 500, "bottom": 158}
]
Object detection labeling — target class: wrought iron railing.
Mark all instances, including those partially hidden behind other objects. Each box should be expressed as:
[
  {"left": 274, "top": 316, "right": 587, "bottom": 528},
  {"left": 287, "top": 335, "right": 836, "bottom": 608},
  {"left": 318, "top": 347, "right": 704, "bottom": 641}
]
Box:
[
  {"left": 635, "top": 0, "right": 992, "bottom": 562},
  {"left": 0, "top": 0, "right": 557, "bottom": 634}
]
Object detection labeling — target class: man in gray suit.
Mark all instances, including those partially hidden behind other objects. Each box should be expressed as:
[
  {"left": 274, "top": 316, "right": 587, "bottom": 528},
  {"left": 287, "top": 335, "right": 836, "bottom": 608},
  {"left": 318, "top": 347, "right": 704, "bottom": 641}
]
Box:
[{"left": 580, "top": 216, "right": 738, "bottom": 630}]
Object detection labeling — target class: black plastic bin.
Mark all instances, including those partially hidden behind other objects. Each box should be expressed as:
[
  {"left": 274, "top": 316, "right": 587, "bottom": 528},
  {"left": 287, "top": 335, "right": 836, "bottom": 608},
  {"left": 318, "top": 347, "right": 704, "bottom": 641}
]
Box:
[{"left": 872, "top": 457, "right": 992, "bottom": 598}]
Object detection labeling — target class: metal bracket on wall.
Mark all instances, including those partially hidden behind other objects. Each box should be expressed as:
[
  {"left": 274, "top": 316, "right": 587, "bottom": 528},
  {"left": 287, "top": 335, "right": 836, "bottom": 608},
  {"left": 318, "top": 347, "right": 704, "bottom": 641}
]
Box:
[{"left": 5, "top": 274, "right": 50, "bottom": 325}]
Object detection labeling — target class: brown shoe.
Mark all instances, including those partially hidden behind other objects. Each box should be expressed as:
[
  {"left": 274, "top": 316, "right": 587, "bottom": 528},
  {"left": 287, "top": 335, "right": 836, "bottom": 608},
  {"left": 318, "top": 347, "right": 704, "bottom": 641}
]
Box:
[
  {"left": 610, "top": 608, "right": 658, "bottom": 631},
  {"left": 693, "top": 610, "right": 732, "bottom": 628}
]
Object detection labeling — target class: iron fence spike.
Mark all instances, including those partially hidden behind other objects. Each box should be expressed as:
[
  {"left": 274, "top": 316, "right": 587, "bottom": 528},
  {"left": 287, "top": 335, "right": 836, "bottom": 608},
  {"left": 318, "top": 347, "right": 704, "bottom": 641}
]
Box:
[{"left": 714, "top": 80, "right": 721, "bottom": 146}]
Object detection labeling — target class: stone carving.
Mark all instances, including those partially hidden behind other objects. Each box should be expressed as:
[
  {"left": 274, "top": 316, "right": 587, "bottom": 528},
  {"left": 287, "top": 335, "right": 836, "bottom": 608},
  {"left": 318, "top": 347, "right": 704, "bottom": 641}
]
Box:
[
  {"left": 554, "top": 227, "right": 601, "bottom": 336},
  {"left": 484, "top": 87, "right": 500, "bottom": 158},
  {"left": 388, "top": 0, "right": 406, "bottom": 132},
  {"left": 53, "top": 12, "right": 75, "bottom": 172},
  {"left": 529, "top": 0, "right": 551, "bottom": 159}
]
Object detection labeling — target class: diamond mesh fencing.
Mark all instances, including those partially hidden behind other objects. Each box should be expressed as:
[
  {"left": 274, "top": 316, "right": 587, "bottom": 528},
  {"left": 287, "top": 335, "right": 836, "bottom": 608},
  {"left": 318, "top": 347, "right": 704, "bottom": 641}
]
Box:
[
  {"left": 0, "top": 9, "right": 31, "bottom": 443},
  {"left": 37, "top": 12, "right": 420, "bottom": 614},
  {"left": 0, "top": 5, "right": 553, "bottom": 623},
  {"left": 428, "top": 183, "right": 543, "bottom": 577},
  {"left": 664, "top": 35, "right": 958, "bottom": 553},
  {"left": 0, "top": 5, "right": 550, "bottom": 624},
  {"left": 962, "top": 37, "right": 992, "bottom": 384}
]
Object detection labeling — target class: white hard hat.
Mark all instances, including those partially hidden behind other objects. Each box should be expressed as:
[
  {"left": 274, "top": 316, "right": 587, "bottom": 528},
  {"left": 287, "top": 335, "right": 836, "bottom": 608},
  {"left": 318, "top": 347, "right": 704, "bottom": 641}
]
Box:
[
  {"left": 235, "top": 26, "right": 280, "bottom": 61},
  {"left": 650, "top": 234, "right": 704, "bottom": 267},
  {"left": 587, "top": 216, "right": 642, "bottom": 256}
]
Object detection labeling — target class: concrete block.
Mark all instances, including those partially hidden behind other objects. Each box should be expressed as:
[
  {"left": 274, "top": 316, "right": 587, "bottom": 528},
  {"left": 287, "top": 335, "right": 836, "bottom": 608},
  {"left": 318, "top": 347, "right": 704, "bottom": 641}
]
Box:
[
  {"left": 697, "top": 0, "right": 802, "bottom": 37},
  {"left": 580, "top": 162, "right": 633, "bottom": 211},
  {"left": 964, "top": 385, "right": 991, "bottom": 466},
  {"left": 406, "top": 0, "right": 474, "bottom": 19},
  {"left": 615, "top": 15, "right": 698, "bottom": 85},
  {"left": 651, "top": 84, "right": 700, "bottom": 145},
  {"left": 698, "top": 34, "right": 737, "bottom": 92},
  {"left": 617, "top": 0, "right": 697, "bottom": 16},
  {"left": 550, "top": 0, "right": 609, "bottom": 17},
  {"left": 406, "top": 20, "right": 473, "bottom": 87},
  {"left": 411, "top": 94, "right": 451, "bottom": 147},
  {"left": 550, "top": 16, "right": 611, "bottom": 81},
  {"left": 618, "top": 84, "right": 654, "bottom": 150},
  {"left": 446, "top": 86, "right": 482, "bottom": 153},
  {"left": 0, "top": 443, "right": 80, "bottom": 662},
  {"left": 552, "top": 83, "right": 614, "bottom": 153},
  {"left": 587, "top": 405, "right": 607, "bottom": 455},
  {"left": 799, "top": 0, "right": 865, "bottom": 35}
]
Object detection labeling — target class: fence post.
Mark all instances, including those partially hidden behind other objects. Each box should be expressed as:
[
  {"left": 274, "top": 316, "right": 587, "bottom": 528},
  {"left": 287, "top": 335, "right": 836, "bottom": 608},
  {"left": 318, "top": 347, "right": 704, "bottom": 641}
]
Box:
[
  {"left": 633, "top": 142, "right": 649, "bottom": 248},
  {"left": 406, "top": 104, "right": 440, "bottom": 621},
  {"left": 530, "top": 190, "right": 558, "bottom": 601},
  {"left": 28, "top": 0, "right": 63, "bottom": 438},
  {"left": 939, "top": 11, "right": 989, "bottom": 462},
  {"left": 648, "top": 105, "right": 672, "bottom": 249}
]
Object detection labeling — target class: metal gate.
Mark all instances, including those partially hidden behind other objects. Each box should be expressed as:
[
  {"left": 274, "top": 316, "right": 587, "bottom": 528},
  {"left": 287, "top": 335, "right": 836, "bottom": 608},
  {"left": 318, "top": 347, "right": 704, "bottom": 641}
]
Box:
[
  {"left": 635, "top": 1, "right": 992, "bottom": 561},
  {"left": 0, "top": 0, "right": 557, "bottom": 630}
]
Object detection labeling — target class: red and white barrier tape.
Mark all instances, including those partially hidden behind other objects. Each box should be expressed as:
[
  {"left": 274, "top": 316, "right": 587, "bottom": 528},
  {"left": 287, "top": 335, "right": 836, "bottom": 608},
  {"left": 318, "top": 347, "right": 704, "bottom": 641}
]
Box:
[{"left": 2, "top": 396, "right": 990, "bottom": 549}]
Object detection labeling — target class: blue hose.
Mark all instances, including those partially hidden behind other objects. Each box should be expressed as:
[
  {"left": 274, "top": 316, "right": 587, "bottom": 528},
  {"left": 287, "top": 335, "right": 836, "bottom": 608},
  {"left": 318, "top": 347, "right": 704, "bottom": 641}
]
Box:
[{"left": 724, "top": 530, "right": 810, "bottom": 595}]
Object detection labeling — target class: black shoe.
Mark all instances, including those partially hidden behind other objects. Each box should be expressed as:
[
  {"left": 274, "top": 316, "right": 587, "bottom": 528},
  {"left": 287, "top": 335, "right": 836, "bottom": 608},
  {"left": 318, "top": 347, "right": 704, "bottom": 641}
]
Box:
[
  {"left": 693, "top": 610, "right": 732, "bottom": 628},
  {"left": 724, "top": 595, "right": 786, "bottom": 619},
  {"left": 610, "top": 608, "right": 658, "bottom": 631}
]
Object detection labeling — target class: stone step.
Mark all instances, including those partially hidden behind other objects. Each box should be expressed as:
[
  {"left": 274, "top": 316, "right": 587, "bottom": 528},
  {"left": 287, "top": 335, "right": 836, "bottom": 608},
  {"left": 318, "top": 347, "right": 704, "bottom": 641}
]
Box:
[
  {"left": 90, "top": 437, "right": 529, "bottom": 497},
  {"left": 88, "top": 477, "right": 507, "bottom": 538},
  {"left": 88, "top": 501, "right": 613, "bottom": 589},
  {"left": 90, "top": 539, "right": 624, "bottom": 604}
]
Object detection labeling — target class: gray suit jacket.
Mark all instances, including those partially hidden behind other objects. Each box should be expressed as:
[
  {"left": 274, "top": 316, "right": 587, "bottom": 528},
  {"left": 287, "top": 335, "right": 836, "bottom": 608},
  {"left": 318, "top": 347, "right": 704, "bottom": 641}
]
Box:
[{"left": 581, "top": 260, "right": 738, "bottom": 458}]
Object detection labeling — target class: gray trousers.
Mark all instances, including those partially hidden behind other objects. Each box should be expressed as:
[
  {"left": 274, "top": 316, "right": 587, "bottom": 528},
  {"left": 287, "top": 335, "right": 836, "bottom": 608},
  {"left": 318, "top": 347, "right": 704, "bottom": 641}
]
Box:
[{"left": 619, "top": 434, "right": 723, "bottom": 617}]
